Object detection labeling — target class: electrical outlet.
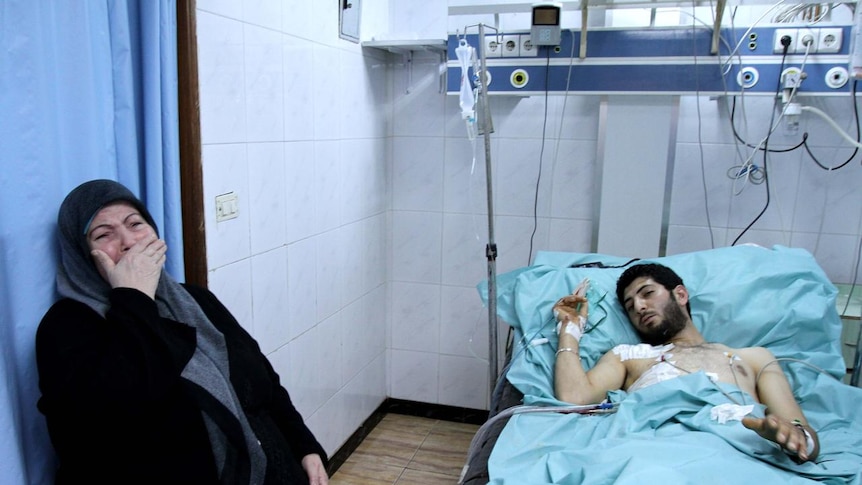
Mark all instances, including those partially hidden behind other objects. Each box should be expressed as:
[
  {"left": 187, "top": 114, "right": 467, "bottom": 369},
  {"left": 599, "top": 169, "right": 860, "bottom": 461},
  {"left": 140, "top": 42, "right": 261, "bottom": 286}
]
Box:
[
  {"left": 501, "top": 35, "right": 520, "bottom": 57},
  {"left": 797, "top": 28, "right": 818, "bottom": 53},
  {"left": 774, "top": 28, "right": 797, "bottom": 54},
  {"left": 483, "top": 35, "right": 502, "bottom": 58},
  {"left": 519, "top": 35, "right": 538, "bottom": 57},
  {"left": 818, "top": 28, "right": 843, "bottom": 53}
]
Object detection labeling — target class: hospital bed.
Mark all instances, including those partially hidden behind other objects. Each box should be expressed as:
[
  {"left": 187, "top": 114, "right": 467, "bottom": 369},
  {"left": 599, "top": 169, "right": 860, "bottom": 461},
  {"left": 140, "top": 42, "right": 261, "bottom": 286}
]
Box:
[{"left": 461, "top": 245, "right": 862, "bottom": 485}]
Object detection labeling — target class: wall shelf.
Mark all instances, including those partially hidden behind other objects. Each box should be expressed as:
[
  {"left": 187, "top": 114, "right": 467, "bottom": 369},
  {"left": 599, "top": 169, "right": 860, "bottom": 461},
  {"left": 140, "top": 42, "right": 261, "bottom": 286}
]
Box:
[
  {"left": 361, "top": 39, "right": 447, "bottom": 55},
  {"left": 362, "top": 39, "right": 448, "bottom": 94}
]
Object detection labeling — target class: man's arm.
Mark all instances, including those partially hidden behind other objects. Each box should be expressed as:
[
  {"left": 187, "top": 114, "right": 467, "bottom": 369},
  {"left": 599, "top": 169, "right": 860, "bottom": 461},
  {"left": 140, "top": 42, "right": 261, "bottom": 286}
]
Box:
[
  {"left": 739, "top": 346, "right": 820, "bottom": 462},
  {"left": 553, "top": 294, "right": 626, "bottom": 404},
  {"left": 555, "top": 343, "right": 627, "bottom": 404}
]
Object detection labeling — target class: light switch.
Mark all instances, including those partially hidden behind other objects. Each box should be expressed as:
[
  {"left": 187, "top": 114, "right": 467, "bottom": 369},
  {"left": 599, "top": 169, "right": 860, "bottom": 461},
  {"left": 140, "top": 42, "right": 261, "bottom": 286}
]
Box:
[{"left": 215, "top": 192, "right": 238, "bottom": 222}]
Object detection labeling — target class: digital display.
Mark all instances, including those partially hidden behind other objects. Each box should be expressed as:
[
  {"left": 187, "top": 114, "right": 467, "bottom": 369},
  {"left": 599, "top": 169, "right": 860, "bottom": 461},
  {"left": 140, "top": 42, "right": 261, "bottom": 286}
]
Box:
[{"left": 532, "top": 6, "right": 560, "bottom": 26}]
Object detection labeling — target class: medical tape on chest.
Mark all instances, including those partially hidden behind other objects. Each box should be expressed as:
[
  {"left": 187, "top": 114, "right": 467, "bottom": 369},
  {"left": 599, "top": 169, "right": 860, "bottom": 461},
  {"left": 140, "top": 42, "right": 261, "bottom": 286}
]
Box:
[{"left": 612, "top": 343, "right": 674, "bottom": 361}]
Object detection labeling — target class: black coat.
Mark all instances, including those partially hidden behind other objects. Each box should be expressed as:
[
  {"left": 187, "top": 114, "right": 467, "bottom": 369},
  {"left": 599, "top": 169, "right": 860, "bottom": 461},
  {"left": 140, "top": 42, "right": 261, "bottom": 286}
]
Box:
[{"left": 36, "top": 285, "right": 326, "bottom": 484}]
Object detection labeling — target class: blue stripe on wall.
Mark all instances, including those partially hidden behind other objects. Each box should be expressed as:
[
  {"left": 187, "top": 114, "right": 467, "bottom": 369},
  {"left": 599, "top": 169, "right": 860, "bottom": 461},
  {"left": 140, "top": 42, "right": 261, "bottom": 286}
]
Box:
[{"left": 447, "top": 27, "right": 854, "bottom": 95}]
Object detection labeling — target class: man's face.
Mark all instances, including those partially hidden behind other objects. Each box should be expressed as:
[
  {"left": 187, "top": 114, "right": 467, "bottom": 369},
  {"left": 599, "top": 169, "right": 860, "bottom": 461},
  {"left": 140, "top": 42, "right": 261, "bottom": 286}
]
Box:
[{"left": 622, "top": 276, "right": 688, "bottom": 345}]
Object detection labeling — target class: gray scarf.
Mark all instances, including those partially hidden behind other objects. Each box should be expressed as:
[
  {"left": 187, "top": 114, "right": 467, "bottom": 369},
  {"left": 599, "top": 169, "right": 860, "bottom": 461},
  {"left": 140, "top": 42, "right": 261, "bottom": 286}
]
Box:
[{"left": 56, "top": 180, "right": 266, "bottom": 484}]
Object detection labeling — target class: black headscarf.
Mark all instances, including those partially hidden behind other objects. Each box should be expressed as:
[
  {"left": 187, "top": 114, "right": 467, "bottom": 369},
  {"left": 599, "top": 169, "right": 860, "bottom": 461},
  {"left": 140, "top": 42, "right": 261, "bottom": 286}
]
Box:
[
  {"left": 55, "top": 179, "right": 266, "bottom": 484},
  {"left": 56, "top": 179, "right": 158, "bottom": 313}
]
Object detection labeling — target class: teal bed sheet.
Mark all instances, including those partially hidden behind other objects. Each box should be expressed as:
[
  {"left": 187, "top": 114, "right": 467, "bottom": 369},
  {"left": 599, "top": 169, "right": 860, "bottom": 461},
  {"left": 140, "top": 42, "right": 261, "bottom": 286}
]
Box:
[{"left": 478, "top": 245, "right": 862, "bottom": 484}]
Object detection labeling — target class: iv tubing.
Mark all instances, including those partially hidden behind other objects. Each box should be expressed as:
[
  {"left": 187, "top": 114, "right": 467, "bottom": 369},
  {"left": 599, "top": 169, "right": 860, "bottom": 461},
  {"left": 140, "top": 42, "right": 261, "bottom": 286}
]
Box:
[{"left": 462, "top": 403, "right": 618, "bottom": 481}]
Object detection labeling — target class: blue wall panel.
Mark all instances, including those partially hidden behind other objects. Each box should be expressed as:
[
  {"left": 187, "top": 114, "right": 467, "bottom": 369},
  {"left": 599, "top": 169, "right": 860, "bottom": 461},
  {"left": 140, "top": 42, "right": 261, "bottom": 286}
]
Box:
[{"left": 447, "top": 27, "right": 854, "bottom": 95}]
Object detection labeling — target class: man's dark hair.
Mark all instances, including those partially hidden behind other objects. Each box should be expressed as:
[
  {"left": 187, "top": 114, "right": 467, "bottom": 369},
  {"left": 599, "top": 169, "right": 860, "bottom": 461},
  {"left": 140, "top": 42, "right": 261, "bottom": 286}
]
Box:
[{"left": 616, "top": 263, "right": 691, "bottom": 317}]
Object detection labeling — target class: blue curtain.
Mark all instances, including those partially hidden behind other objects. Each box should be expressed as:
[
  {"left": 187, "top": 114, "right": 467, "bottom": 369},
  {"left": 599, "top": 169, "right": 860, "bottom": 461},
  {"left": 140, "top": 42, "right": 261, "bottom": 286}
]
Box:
[{"left": 0, "top": 1, "right": 182, "bottom": 483}]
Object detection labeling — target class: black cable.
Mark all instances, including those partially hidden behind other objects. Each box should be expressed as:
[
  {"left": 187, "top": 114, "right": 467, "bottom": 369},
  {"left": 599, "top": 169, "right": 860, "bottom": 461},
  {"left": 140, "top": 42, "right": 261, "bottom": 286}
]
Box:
[
  {"left": 527, "top": 49, "right": 552, "bottom": 265},
  {"left": 802, "top": 79, "right": 860, "bottom": 171},
  {"left": 732, "top": 38, "right": 790, "bottom": 246},
  {"left": 569, "top": 258, "right": 640, "bottom": 269},
  {"left": 730, "top": 96, "right": 806, "bottom": 153}
]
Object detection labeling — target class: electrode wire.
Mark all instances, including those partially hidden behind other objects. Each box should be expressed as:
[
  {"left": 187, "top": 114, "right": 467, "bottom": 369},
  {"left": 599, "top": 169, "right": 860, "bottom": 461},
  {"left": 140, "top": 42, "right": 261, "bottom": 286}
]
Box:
[{"left": 755, "top": 358, "right": 843, "bottom": 386}]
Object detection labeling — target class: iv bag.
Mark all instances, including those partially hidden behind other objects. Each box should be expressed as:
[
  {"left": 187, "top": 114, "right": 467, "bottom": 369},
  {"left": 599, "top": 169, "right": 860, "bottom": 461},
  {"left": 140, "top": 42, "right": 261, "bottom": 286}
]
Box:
[{"left": 455, "top": 39, "right": 476, "bottom": 139}]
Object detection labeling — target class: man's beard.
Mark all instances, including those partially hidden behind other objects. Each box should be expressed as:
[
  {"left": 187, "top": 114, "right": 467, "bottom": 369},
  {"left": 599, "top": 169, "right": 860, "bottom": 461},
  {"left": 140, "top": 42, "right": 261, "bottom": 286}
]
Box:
[{"left": 638, "top": 297, "right": 688, "bottom": 346}]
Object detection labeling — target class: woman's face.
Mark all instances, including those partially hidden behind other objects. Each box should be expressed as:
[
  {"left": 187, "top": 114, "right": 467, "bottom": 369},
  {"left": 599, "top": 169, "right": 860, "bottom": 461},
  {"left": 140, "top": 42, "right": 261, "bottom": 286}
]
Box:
[{"left": 86, "top": 202, "right": 155, "bottom": 265}]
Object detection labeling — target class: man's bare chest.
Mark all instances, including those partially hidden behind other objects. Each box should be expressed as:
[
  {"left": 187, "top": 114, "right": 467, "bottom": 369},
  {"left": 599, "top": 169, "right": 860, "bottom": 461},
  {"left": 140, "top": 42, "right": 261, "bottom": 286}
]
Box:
[{"left": 625, "top": 343, "right": 757, "bottom": 393}]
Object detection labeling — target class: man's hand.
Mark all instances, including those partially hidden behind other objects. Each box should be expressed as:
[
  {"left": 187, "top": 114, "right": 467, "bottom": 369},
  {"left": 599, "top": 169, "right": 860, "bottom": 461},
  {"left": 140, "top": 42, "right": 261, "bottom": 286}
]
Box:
[
  {"left": 301, "top": 453, "right": 329, "bottom": 485},
  {"left": 554, "top": 293, "right": 588, "bottom": 339},
  {"left": 91, "top": 234, "right": 166, "bottom": 299},
  {"left": 742, "top": 415, "right": 816, "bottom": 462}
]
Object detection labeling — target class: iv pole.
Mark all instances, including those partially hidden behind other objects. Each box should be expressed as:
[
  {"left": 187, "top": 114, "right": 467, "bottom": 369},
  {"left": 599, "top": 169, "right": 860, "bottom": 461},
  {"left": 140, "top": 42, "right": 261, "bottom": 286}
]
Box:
[{"left": 476, "top": 23, "right": 499, "bottom": 399}]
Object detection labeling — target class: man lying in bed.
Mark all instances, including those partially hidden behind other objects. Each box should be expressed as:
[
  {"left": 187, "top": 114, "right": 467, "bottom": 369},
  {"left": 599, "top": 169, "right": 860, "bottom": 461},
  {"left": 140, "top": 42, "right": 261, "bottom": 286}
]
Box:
[{"left": 553, "top": 262, "right": 820, "bottom": 463}]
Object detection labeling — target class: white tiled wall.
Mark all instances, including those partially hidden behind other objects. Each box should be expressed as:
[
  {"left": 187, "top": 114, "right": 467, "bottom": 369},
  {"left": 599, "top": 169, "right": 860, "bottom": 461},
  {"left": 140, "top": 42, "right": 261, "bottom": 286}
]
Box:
[
  {"left": 196, "top": 0, "right": 862, "bottom": 458},
  {"left": 196, "top": 0, "right": 389, "bottom": 456},
  {"left": 389, "top": 56, "right": 862, "bottom": 416}
]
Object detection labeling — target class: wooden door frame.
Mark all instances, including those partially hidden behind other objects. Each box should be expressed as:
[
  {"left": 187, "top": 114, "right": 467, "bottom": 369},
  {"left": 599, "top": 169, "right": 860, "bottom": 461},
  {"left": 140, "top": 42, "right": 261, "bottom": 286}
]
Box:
[{"left": 176, "top": 0, "right": 207, "bottom": 287}]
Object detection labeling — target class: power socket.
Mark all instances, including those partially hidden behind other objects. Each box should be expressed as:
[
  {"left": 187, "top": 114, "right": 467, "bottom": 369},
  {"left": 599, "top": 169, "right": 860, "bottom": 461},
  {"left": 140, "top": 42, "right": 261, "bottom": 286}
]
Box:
[
  {"left": 818, "top": 28, "right": 842, "bottom": 53},
  {"left": 483, "top": 35, "right": 502, "bottom": 58},
  {"left": 774, "top": 29, "right": 797, "bottom": 54},
  {"left": 519, "top": 35, "right": 538, "bottom": 57},
  {"left": 501, "top": 35, "right": 520, "bottom": 57},
  {"left": 797, "top": 28, "right": 818, "bottom": 53}
]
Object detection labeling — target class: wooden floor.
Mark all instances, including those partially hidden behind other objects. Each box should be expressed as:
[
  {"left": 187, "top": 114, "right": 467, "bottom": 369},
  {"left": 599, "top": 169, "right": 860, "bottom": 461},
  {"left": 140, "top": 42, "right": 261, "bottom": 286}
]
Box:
[{"left": 330, "top": 414, "right": 480, "bottom": 485}]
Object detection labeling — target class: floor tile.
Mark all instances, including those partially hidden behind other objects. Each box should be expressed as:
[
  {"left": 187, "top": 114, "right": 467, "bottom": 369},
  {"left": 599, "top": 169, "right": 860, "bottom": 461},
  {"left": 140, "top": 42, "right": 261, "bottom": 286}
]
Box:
[
  {"left": 347, "top": 421, "right": 427, "bottom": 467},
  {"left": 395, "top": 468, "right": 461, "bottom": 485},
  {"left": 329, "top": 460, "right": 403, "bottom": 485},
  {"left": 331, "top": 414, "right": 479, "bottom": 485},
  {"left": 406, "top": 445, "right": 468, "bottom": 477},
  {"left": 376, "top": 413, "right": 437, "bottom": 435}
]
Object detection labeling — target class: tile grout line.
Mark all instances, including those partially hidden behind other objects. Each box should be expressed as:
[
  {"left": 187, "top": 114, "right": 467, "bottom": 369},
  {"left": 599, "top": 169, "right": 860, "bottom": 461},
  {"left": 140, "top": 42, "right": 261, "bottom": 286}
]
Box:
[
  {"left": 404, "top": 418, "right": 438, "bottom": 472},
  {"left": 394, "top": 418, "right": 438, "bottom": 485}
]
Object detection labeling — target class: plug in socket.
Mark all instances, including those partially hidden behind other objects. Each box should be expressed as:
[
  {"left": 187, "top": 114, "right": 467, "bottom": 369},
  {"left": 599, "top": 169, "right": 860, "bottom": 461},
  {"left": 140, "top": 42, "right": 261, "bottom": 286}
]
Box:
[
  {"left": 774, "top": 29, "right": 797, "bottom": 54},
  {"left": 797, "top": 28, "right": 818, "bottom": 53}
]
